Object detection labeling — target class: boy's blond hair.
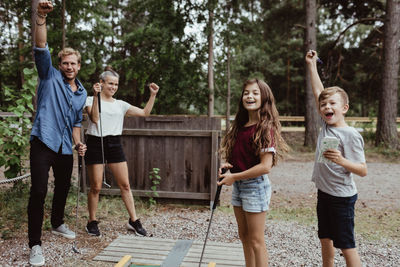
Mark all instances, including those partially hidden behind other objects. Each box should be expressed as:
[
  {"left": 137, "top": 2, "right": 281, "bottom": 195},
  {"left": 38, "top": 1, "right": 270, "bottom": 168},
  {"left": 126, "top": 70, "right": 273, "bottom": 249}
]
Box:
[
  {"left": 58, "top": 47, "right": 81, "bottom": 64},
  {"left": 318, "top": 86, "right": 349, "bottom": 106}
]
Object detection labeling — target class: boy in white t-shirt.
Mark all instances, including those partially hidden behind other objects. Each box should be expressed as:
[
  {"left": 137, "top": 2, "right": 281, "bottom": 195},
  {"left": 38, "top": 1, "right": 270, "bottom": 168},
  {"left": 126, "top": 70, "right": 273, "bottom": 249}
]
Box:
[{"left": 306, "top": 50, "right": 367, "bottom": 267}]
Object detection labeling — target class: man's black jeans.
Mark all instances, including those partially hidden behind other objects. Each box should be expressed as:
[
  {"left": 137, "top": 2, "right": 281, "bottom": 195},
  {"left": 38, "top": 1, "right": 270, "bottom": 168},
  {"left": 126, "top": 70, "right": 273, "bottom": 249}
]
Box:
[{"left": 28, "top": 137, "right": 73, "bottom": 248}]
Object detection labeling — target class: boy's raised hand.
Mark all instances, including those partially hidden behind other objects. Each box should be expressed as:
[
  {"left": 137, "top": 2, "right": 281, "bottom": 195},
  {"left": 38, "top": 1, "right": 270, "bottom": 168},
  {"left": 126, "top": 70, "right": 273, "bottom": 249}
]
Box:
[
  {"left": 37, "top": 1, "right": 53, "bottom": 15},
  {"left": 305, "top": 50, "right": 318, "bottom": 65}
]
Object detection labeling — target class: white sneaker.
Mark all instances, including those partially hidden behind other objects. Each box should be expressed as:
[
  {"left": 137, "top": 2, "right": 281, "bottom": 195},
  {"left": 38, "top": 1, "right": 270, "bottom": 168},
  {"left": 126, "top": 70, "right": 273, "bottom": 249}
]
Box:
[
  {"left": 51, "top": 223, "right": 76, "bottom": 239},
  {"left": 29, "top": 245, "right": 45, "bottom": 266}
]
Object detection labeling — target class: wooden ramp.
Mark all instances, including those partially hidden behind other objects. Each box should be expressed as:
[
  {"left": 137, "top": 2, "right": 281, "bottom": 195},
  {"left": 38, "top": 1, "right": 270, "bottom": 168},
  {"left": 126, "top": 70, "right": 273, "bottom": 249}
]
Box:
[{"left": 94, "top": 235, "right": 245, "bottom": 267}]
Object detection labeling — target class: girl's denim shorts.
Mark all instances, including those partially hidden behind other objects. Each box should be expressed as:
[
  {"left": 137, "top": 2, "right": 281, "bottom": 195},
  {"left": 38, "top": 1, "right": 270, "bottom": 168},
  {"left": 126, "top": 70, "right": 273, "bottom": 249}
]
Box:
[{"left": 231, "top": 175, "right": 271, "bottom": 213}]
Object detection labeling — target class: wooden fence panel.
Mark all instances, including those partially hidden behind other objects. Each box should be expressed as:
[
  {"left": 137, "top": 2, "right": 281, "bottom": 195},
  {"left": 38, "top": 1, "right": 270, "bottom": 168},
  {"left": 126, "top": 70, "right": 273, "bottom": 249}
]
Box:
[{"left": 83, "top": 115, "right": 221, "bottom": 202}]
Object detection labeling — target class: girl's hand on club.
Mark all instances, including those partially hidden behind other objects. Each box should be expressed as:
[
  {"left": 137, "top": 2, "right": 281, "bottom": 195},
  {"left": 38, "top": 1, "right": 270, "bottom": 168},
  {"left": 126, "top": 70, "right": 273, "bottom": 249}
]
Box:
[
  {"left": 37, "top": 1, "right": 53, "bottom": 14},
  {"left": 93, "top": 83, "right": 101, "bottom": 96},
  {"left": 149, "top": 83, "right": 159, "bottom": 95},
  {"left": 218, "top": 163, "right": 232, "bottom": 176},
  {"left": 323, "top": 149, "right": 343, "bottom": 165},
  {"left": 217, "top": 172, "right": 235, "bottom": 186}
]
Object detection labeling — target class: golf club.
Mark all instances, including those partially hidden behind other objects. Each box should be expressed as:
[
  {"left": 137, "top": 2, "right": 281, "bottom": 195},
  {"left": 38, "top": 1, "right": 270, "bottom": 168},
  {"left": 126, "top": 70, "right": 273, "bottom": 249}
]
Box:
[
  {"left": 198, "top": 168, "right": 227, "bottom": 267},
  {"left": 98, "top": 91, "right": 111, "bottom": 188},
  {"left": 72, "top": 155, "right": 83, "bottom": 254}
]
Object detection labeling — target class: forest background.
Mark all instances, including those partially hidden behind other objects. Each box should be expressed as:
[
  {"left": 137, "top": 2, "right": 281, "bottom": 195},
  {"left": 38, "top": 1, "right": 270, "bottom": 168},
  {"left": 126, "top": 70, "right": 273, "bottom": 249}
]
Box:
[{"left": 0, "top": 0, "right": 399, "bottom": 178}]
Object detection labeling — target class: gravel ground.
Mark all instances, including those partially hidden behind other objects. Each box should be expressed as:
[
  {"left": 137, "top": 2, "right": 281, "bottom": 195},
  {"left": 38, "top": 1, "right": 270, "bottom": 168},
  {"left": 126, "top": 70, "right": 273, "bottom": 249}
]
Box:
[{"left": 1, "top": 161, "right": 399, "bottom": 266}]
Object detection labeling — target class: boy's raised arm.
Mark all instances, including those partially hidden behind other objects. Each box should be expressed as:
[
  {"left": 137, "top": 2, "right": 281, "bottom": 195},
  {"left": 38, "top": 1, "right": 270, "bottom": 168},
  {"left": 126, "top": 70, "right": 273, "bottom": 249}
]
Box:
[{"left": 305, "top": 50, "right": 324, "bottom": 108}]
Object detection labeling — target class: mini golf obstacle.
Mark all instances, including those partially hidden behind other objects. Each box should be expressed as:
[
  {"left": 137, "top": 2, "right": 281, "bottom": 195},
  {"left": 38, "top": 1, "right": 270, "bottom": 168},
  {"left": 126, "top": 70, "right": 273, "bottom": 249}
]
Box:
[{"left": 94, "top": 236, "right": 245, "bottom": 266}]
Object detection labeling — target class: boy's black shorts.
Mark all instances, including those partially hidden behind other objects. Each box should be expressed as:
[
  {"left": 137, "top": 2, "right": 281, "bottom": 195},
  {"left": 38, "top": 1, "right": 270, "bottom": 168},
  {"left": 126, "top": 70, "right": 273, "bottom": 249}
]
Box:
[
  {"left": 85, "top": 135, "right": 126, "bottom": 165},
  {"left": 317, "top": 190, "right": 357, "bottom": 249}
]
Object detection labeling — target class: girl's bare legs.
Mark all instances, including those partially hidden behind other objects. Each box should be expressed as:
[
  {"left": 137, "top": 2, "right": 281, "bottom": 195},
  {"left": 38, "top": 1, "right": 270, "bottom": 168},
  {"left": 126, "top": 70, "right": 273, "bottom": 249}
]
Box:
[
  {"left": 234, "top": 207, "right": 268, "bottom": 267},
  {"left": 108, "top": 162, "right": 138, "bottom": 221},
  {"left": 87, "top": 164, "right": 104, "bottom": 222},
  {"left": 320, "top": 238, "right": 335, "bottom": 267},
  {"left": 234, "top": 206, "right": 254, "bottom": 266},
  {"left": 245, "top": 210, "right": 268, "bottom": 267}
]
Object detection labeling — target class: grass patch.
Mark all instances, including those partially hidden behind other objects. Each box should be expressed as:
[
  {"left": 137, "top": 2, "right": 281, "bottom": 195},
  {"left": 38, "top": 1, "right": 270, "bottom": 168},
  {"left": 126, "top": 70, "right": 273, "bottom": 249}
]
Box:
[{"left": 355, "top": 208, "right": 400, "bottom": 241}]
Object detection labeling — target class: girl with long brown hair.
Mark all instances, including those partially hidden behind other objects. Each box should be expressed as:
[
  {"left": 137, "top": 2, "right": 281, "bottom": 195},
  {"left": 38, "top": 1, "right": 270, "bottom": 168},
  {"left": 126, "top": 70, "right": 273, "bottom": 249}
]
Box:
[{"left": 219, "top": 79, "right": 288, "bottom": 267}]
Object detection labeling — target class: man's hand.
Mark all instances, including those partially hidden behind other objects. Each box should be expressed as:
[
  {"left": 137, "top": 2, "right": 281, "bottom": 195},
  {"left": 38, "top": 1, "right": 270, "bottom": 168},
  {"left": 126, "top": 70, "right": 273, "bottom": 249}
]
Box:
[
  {"left": 74, "top": 142, "right": 87, "bottom": 157},
  {"left": 37, "top": 1, "right": 53, "bottom": 15}
]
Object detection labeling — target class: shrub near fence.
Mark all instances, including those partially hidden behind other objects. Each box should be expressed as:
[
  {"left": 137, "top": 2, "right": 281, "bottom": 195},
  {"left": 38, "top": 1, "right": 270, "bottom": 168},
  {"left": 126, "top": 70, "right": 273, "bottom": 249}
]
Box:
[{"left": 82, "top": 115, "right": 221, "bottom": 203}]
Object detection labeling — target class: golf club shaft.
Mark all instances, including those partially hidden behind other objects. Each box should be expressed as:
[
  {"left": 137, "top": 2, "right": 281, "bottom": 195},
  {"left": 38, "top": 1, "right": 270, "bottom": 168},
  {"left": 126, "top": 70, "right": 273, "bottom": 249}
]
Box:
[
  {"left": 198, "top": 168, "right": 227, "bottom": 266},
  {"left": 98, "top": 93, "right": 111, "bottom": 188},
  {"left": 72, "top": 156, "right": 82, "bottom": 253}
]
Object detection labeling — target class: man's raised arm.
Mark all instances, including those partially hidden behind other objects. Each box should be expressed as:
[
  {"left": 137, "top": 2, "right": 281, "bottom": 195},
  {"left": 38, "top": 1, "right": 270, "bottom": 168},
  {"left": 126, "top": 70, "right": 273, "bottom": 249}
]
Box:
[{"left": 35, "top": 1, "right": 53, "bottom": 48}]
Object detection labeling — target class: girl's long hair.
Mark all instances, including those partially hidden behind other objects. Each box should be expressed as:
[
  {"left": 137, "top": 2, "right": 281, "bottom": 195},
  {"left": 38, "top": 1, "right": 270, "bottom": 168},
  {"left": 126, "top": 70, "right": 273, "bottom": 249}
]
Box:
[{"left": 220, "top": 79, "right": 288, "bottom": 166}]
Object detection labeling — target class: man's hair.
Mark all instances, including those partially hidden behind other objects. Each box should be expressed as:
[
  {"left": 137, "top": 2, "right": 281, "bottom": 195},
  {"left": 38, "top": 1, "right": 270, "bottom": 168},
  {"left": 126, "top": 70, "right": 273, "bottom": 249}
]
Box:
[
  {"left": 319, "top": 86, "right": 349, "bottom": 106},
  {"left": 58, "top": 48, "right": 81, "bottom": 64}
]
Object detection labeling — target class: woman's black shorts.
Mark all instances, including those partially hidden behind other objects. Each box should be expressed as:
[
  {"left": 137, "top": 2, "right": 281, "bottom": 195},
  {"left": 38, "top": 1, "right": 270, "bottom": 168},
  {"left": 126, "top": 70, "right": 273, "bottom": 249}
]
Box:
[{"left": 85, "top": 135, "right": 126, "bottom": 165}]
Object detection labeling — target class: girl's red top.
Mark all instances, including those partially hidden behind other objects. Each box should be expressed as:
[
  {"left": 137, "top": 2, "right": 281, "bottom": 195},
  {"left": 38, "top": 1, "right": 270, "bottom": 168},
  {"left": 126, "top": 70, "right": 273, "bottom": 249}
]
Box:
[{"left": 230, "top": 124, "right": 275, "bottom": 173}]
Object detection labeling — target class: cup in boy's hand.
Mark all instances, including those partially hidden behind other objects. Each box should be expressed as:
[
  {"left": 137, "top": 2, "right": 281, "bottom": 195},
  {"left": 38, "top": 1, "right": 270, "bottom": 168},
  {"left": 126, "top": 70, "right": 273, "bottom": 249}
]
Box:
[{"left": 318, "top": 136, "right": 340, "bottom": 163}]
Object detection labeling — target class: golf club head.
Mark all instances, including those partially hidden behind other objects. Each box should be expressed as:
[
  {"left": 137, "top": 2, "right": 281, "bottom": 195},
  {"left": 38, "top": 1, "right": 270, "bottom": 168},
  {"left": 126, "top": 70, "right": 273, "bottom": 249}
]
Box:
[{"left": 72, "top": 243, "right": 81, "bottom": 254}]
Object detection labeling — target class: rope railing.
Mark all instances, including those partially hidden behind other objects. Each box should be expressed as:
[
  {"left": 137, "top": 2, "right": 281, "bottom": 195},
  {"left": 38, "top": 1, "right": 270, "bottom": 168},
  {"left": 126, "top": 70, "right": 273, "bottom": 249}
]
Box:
[{"left": 0, "top": 173, "right": 31, "bottom": 185}]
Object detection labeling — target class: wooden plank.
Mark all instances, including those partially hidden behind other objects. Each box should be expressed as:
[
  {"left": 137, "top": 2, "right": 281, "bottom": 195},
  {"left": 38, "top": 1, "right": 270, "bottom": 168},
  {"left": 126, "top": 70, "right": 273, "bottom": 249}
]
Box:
[
  {"left": 123, "top": 129, "right": 218, "bottom": 137},
  {"left": 161, "top": 240, "right": 193, "bottom": 267},
  {"left": 114, "top": 255, "right": 132, "bottom": 267},
  {"left": 210, "top": 132, "right": 218, "bottom": 207},
  {"left": 94, "top": 236, "right": 245, "bottom": 266}
]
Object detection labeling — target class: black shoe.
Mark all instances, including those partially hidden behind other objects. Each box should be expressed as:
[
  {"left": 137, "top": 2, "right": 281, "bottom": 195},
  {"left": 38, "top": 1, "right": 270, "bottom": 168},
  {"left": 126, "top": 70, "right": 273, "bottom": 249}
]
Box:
[
  {"left": 86, "top": 220, "right": 101, "bottom": 236},
  {"left": 126, "top": 218, "right": 147, "bottom": 236}
]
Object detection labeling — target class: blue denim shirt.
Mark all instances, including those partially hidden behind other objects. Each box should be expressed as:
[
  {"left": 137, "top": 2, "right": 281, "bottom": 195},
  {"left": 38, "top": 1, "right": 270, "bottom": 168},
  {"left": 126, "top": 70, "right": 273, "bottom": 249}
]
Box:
[{"left": 30, "top": 44, "right": 87, "bottom": 155}]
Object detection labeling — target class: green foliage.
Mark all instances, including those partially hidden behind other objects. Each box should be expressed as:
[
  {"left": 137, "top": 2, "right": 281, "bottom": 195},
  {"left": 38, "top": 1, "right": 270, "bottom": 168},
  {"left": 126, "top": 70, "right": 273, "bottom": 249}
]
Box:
[
  {"left": 0, "top": 181, "right": 30, "bottom": 239},
  {"left": 0, "top": 68, "right": 37, "bottom": 178},
  {"left": 146, "top": 167, "right": 161, "bottom": 206}
]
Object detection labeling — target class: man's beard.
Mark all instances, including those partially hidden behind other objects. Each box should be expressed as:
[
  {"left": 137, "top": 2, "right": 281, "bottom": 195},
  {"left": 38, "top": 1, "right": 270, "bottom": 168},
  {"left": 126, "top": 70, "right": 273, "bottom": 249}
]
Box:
[{"left": 61, "top": 71, "right": 76, "bottom": 81}]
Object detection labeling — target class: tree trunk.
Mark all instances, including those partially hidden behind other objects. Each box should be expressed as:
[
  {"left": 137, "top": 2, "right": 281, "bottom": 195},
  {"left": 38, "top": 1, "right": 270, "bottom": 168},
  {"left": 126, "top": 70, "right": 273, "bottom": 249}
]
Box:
[
  {"left": 304, "top": 0, "right": 320, "bottom": 147},
  {"left": 226, "top": 39, "right": 231, "bottom": 131},
  {"left": 207, "top": 5, "right": 215, "bottom": 117},
  {"left": 61, "top": 0, "right": 66, "bottom": 49},
  {"left": 376, "top": 0, "right": 400, "bottom": 148},
  {"left": 17, "top": 13, "right": 25, "bottom": 89}
]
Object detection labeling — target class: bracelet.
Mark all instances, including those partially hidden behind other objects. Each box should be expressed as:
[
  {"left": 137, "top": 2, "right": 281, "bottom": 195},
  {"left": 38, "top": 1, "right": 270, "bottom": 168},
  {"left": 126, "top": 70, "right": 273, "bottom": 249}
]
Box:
[
  {"left": 36, "top": 10, "right": 47, "bottom": 18},
  {"left": 36, "top": 19, "right": 46, "bottom": 26}
]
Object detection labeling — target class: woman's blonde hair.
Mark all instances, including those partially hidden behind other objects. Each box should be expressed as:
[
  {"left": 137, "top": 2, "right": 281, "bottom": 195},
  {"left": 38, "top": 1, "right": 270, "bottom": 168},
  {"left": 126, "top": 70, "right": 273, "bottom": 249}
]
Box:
[{"left": 220, "top": 79, "right": 288, "bottom": 166}]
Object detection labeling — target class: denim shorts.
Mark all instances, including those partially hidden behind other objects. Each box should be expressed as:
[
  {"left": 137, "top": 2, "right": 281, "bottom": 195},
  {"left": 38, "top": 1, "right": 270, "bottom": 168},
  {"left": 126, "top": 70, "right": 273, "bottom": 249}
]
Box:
[
  {"left": 317, "top": 190, "right": 358, "bottom": 249},
  {"left": 231, "top": 175, "right": 271, "bottom": 213},
  {"left": 85, "top": 135, "right": 126, "bottom": 165}
]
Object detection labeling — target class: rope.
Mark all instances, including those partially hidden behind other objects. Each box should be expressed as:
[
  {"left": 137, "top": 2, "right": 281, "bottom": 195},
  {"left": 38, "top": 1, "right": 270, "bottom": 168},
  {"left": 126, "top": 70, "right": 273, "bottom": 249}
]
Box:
[{"left": 0, "top": 173, "right": 31, "bottom": 185}]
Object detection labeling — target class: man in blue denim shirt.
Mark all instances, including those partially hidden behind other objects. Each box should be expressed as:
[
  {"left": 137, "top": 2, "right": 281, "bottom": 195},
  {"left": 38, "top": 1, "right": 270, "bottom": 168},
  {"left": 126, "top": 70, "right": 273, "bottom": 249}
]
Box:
[{"left": 28, "top": 1, "right": 87, "bottom": 266}]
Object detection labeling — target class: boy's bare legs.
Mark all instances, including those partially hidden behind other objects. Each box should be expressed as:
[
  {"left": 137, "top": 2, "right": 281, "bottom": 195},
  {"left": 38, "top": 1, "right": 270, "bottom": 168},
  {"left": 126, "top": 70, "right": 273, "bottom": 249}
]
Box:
[
  {"left": 87, "top": 164, "right": 104, "bottom": 221},
  {"left": 320, "top": 238, "right": 335, "bottom": 267},
  {"left": 108, "top": 162, "right": 138, "bottom": 221},
  {"left": 341, "top": 248, "right": 361, "bottom": 267},
  {"left": 234, "top": 206, "right": 268, "bottom": 267}
]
